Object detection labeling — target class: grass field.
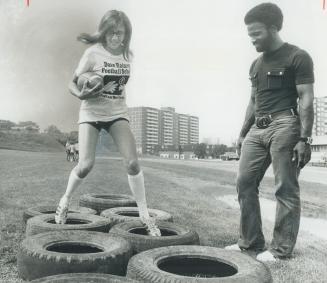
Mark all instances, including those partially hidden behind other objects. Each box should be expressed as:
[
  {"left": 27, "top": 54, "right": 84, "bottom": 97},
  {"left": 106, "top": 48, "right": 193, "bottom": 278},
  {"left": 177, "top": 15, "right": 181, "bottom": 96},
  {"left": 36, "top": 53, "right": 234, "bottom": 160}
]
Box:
[
  {"left": 0, "top": 131, "right": 64, "bottom": 152},
  {"left": 0, "top": 149, "right": 327, "bottom": 282}
]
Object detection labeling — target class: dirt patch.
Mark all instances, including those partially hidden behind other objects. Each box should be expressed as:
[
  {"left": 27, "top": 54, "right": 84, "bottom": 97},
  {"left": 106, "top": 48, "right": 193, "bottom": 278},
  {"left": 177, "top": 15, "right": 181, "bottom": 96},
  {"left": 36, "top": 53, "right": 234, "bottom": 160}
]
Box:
[{"left": 217, "top": 195, "right": 327, "bottom": 241}]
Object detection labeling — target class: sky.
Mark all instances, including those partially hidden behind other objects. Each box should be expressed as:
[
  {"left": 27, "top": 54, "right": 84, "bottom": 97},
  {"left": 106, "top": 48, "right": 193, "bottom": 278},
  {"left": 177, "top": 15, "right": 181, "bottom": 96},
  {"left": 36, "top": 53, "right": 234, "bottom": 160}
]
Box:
[{"left": 0, "top": 0, "right": 326, "bottom": 145}]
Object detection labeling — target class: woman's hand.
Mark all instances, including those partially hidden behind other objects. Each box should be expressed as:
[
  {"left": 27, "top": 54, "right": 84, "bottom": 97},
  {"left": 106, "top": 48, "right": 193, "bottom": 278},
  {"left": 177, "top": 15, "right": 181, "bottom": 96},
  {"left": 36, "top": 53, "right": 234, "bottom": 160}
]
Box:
[{"left": 78, "top": 80, "right": 103, "bottom": 100}]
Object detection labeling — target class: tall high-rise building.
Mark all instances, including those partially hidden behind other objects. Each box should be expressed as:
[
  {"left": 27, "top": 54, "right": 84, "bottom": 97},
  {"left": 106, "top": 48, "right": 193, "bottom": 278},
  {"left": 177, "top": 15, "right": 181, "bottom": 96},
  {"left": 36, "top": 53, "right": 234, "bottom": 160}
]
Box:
[
  {"left": 189, "top": 115, "right": 199, "bottom": 144},
  {"left": 159, "top": 107, "right": 174, "bottom": 146},
  {"left": 313, "top": 96, "right": 327, "bottom": 136},
  {"left": 177, "top": 114, "right": 189, "bottom": 145},
  {"left": 128, "top": 107, "right": 159, "bottom": 154},
  {"left": 128, "top": 106, "right": 199, "bottom": 153}
]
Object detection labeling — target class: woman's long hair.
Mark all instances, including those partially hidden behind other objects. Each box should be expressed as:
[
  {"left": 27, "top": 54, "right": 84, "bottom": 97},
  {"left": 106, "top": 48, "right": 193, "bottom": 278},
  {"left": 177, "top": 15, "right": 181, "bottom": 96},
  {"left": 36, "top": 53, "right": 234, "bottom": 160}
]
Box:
[{"left": 77, "top": 10, "right": 132, "bottom": 60}]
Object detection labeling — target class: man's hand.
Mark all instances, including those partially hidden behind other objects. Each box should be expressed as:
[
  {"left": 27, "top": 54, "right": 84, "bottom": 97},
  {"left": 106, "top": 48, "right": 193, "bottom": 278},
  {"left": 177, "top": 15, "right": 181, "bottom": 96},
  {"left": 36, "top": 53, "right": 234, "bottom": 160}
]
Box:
[
  {"left": 236, "top": 136, "right": 245, "bottom": 157},
  {"left": 292, "top": 141, "right": 311, "bottom": 169}
]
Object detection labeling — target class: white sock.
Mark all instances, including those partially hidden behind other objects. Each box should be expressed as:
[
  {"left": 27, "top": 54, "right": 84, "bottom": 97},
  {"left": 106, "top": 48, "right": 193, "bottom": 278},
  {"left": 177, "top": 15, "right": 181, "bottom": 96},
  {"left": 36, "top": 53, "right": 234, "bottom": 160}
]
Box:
[
  {"left": 62, "top": 169, "right": 84, "bottom": 200},
  {"left": 128, "top": 171, "right": 150, "bottom": 219},
  {"left": 256, "top": 250, "right": 277, "bottom": 262},
  {"left": 225, "top": 244, "right": 241, "bottom": 251}
]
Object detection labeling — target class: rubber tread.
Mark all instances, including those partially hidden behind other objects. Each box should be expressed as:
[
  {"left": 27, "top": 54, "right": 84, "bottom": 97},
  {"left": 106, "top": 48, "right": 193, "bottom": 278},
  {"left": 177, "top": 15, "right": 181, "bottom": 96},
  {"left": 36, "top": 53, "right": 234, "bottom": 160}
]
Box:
[
  {"left": 18, "top": 231, "right": 132, "bottom": 281},
  {"left": 100, "top": 207, "right": 173, "bottom": 225},
  {"left": 26, "top": 213, "right": 112, "bottom": 236},
  {"left": 126, "top": 245, "right": 272, "bottom": 283},
  {"left": 30, "top": 272, "right": 138, "bottom": 282},
  {"left": 109, "top": 220, "right": 199, "bottom": 254},
  {"left": 23, "top": 205, "right": 97, "bottom": 223},
  {"left": 79, "top": 193, "right": 137, "bottom": 214}
]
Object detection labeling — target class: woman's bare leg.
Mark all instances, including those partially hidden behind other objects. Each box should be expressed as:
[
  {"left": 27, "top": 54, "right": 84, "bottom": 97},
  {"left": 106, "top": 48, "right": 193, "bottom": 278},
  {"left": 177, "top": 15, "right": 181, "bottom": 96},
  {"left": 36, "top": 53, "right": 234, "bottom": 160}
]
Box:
[
  {"left": 55, "top": 123, "right": 99, "bottom": 224},
  {"left": 108, "top": 119, "right": 161, "bottom": 236}
]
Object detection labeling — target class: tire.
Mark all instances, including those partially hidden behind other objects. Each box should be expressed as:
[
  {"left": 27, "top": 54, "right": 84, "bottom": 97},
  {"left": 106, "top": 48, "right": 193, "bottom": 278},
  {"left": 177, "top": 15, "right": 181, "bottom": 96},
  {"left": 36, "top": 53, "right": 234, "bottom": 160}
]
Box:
[
  {"left": 109, "top": 220, "right": 199, "bottom": 254},
  {"left": 23, "top": 205, "right": 97, "bottom": 224},
  {"left": 26, "top": 213, "right": 112, "bottom": 236},
  {"left": 126, "top": 245, "right": 272, "bottom": 283},
  {"left": 17, "top": 230, "right": 132, "bottom": 281},
  {"left": 79, "top": 193, "right": 137, "bottom": 214},
  {"left": 30, "top": 273, "right": 138, "bottom": 283},
  {"left": 100, "top": 207, "right": 173, "bottom": 226}
]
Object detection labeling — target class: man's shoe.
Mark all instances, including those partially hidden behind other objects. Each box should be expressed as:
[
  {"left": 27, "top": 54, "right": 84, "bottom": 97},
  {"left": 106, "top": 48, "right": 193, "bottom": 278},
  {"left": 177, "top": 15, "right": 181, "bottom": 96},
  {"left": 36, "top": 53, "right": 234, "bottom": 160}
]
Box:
[
  {"left": 225, "top": 244, "right": 241, "bottom": 251},
  {"left": 140, "top": 217, "right": 161, "bottom": 236},
  {"left": 55, "top": 196, "right": 70, "bottom": 224},
  {"left": 256, "top": 250, "right": 277, "bottom": 262}
]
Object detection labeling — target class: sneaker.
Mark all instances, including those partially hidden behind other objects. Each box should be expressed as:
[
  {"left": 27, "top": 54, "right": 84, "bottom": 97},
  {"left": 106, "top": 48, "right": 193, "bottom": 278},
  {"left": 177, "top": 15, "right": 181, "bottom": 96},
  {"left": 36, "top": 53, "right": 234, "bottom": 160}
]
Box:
[
  {"left": 256, "top": 250, "right": 277, "bottom": 262},
  {"left": 225, "top": 244, "right": 241, "bottom": 251},
  {"left": 140, "top": 217, "right": 161, "bottom": 236},
  {"left": 55, "top": 196, "right": 70, "bottom": 224}
]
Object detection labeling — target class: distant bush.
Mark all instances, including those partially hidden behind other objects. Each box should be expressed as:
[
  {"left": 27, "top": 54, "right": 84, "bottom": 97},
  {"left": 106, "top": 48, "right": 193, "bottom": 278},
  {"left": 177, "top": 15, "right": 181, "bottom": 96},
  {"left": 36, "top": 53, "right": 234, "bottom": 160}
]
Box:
[
  {"left": 44, "top": 125, "right": 78, "bottom": 146},
  {"left": 0, "top": 131, "right": 64, "bottom": 152}
]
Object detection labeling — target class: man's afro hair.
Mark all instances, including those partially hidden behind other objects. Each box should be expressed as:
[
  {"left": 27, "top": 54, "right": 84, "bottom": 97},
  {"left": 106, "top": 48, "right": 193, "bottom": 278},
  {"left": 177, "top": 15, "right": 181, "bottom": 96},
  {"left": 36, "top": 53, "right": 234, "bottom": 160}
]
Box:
[{"left": 244, "top": 3, "right": 283, "bottom": 31}]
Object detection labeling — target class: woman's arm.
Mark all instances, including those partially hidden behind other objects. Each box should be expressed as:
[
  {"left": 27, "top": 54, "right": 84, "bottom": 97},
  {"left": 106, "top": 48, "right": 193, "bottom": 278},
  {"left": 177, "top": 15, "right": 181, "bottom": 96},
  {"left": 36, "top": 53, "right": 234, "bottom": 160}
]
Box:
[{"left": 68, "top": 74, "right": 103, "bottom": 100}]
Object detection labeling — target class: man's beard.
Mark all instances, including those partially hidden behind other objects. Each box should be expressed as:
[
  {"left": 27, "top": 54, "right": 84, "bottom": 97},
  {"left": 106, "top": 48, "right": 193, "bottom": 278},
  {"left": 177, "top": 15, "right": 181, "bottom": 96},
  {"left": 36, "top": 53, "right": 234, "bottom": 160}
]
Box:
[{"left": 255, "top": 33, "right": 273, "bottom": 52}]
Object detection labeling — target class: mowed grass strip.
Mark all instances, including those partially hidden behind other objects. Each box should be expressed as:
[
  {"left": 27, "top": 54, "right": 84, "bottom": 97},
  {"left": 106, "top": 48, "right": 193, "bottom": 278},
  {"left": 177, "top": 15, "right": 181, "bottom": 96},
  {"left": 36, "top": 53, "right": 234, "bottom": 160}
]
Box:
[
  {"left": 141, "top": 158, "right": 327, "bottom": 219},
  {"left": 0, "top": 149, "right": 326, "bottom": 282}
]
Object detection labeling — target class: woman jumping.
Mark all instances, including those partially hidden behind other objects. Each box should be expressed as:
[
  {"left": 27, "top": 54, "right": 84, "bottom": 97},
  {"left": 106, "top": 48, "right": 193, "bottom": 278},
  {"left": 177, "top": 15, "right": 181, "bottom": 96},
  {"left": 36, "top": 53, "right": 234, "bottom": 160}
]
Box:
[{"left": 55, "top": 10, "right": 161, "bottom": 236}]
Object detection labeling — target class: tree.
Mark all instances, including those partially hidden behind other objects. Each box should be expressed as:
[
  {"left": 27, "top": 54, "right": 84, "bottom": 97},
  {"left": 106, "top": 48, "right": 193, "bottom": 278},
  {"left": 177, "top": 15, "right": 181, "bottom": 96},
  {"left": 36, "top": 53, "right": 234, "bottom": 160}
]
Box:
[
  {"left": 211, "top": 144, "right": 228, "bottom": 158},
  {"left": 194, "top": 143, "right": 207, "bottom": 159},
  {"left": 44, "top": 125, "right": 62, "bottom": 136},
  {"left": 67, "top": 131, "right": 78, "bottom": 144},
  {"left": 44, "top": 125, "right": 68, "bottom": 146},
  {"left": 178, "top": 145, "right": 183, "bottom": 158},
  {"left": 17, "top": 121, "right": 40, "bottom": 132},
  {"left": 0, "top": 120, "right": 16, "bottom": 130},
  {"left": 18, "top": 121, "right": 39, "bottom": 127}
]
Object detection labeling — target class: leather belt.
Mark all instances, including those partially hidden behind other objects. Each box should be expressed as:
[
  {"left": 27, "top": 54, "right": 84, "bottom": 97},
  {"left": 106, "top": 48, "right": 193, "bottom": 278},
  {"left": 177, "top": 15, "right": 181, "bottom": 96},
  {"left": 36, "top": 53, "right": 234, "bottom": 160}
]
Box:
[{"left": 255, "top": 109, "right": 297, "bottom": 129}]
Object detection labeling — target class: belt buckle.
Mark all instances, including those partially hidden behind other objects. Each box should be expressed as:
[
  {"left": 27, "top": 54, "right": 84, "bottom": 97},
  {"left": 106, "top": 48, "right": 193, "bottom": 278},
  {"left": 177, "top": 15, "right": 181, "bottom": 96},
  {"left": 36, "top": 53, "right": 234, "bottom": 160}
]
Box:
[{"left": 256, "top": 115, "right": 272, "bottom": 129}]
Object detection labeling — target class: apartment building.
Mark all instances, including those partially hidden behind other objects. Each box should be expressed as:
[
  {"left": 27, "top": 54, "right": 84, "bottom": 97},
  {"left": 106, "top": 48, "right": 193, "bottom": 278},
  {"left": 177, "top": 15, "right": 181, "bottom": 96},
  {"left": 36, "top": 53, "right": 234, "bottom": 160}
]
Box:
[
  {"left": 128, "top": 106, "right": 199, "bottom": 153},
  {"left": 159, "top": 107, "right": 174, "bottom": 147},
  {"left": 313, "top": 96, "right": 327, "bottom": 136},
  {"left": 128, "top": 107, "right": 159, "bottom": 154},
  {"left": 189, "top": 115, "right": 199, "bottom": 144},
  {"left": 177, "top": 113, "right": 189, "bottom": 145}
]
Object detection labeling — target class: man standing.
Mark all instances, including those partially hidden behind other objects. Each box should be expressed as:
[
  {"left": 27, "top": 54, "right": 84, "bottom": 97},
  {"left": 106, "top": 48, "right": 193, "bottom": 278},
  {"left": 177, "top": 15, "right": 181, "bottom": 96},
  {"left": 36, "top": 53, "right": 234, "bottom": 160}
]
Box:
[{"left": 226, "top": 3, "right": 314, "bottom": 262}]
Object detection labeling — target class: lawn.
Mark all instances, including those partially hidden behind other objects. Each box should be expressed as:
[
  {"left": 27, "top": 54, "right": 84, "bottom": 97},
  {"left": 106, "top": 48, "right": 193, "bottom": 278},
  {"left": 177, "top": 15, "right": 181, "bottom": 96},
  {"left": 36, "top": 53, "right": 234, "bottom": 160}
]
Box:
[{"left": 0, "top": 149, "right": 326, "bottom": 282}]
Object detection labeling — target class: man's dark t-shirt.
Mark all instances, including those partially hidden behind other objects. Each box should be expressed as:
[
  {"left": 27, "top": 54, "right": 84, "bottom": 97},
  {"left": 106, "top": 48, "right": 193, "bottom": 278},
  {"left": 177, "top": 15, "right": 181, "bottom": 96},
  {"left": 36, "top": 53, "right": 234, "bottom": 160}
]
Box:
[{"left": 249, "top": 43, "right": 314, "bottom": 116}]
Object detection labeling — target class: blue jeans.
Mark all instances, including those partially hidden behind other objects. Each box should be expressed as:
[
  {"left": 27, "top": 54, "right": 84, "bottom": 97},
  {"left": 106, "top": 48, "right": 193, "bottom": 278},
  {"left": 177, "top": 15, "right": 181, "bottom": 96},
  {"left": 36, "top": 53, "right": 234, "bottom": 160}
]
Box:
[{"left": 237, "top": 115, "right": 301, "bottom": 257}]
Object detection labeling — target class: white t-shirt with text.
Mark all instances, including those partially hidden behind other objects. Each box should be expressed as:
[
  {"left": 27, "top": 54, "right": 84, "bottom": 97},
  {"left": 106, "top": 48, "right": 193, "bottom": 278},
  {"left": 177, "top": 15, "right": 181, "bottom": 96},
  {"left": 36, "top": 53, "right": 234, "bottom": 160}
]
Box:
[{"left": 74, "top": 43, "right": 131, "bottom": 123}]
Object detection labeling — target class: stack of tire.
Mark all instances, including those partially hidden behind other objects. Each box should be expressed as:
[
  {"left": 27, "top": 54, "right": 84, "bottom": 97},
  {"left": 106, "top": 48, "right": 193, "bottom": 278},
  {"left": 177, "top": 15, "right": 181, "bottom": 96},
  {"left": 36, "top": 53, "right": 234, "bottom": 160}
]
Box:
[{"left": 18, "top": 194, "right": 272, "bottom": 282}]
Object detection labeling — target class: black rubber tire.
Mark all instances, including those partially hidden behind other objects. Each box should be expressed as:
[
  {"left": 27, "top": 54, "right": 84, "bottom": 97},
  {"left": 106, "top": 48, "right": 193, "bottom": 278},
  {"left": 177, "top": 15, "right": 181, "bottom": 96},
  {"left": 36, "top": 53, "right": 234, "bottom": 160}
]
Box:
[
  {"left": 100, "top": 207, "right": 173, "bottom": 226},
  {"left": 109, "top": 220, "right": 199, "bottom": 254},
  {"left": 23, "top": 205, "right": 97, "bottom": 223},
  {"left": 17, "top": 230, "right": 133, "bottom": 281},
  {"left": 79, "top": 193, "right": 137, "bottom": 214},
  {"left": 30, "top": 273, "right": 138, "bottom": 283},
  {"left": 26, "top": 213, "right": 112, "bottom": 236},
  {"left": 127, "top": 245, "right": 272, "bottom": 283}
]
